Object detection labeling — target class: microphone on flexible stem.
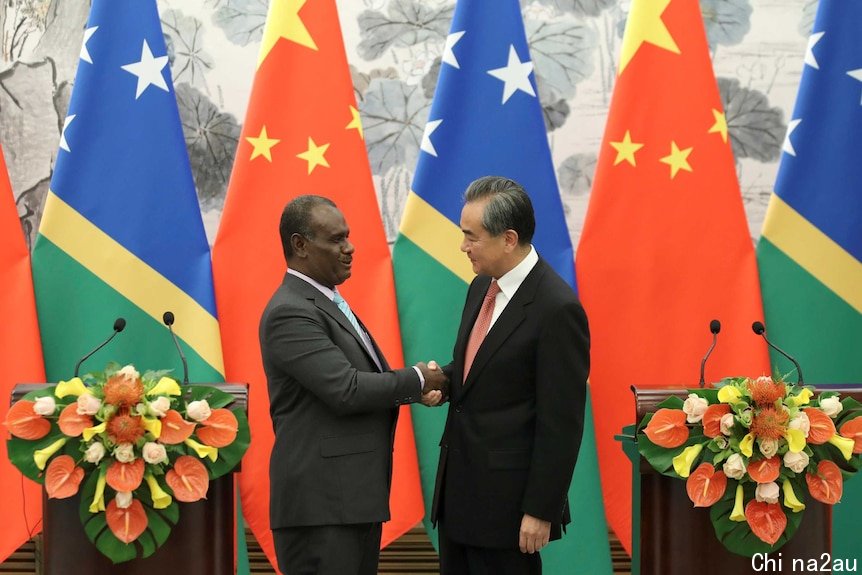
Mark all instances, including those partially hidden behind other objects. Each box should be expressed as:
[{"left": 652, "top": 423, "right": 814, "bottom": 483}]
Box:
[
  {"left": 752, "top": 321, "right": 804, "bottom": 385},
  {"left": 162, "top": 312, "right": 189, "bottom": 385},
  {"left": 698, "top": 319, "right": 721, "bottom": 388},
  {"left": 74, "top": 318, "right": 126, "bottom": 377}
]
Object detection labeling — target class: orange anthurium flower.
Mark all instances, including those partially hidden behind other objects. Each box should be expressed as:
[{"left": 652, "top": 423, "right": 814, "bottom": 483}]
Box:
[
  {"left": 745, "top": 500, "right": 787, "bottom": 546},
  {"left": 685, "top": 463, "right": 727, "bottom": 507},
  {"left": 748, "top": 457, "right": 780, "bottom": 484},
  {"left": 839, "top": 417, "right": 862, "bottom": 454},
  {"left": 158, "top": 410, "right": 196, "bottom": 445},
  {"left": 5, "top": 400, "right": 51, "bottom": 440},
  {"left": 165, "top": 455, "right": 209, "bottom": 502},
  {"left": 702, "top": 404, "right": 731, "bottom": 438},
  {"left": 45, "top": 455, "right": 85, "bottom": 499},
  {"left": 804, "top": 408, "right": 836, "bottom": 445},
  {"left": 105, "top": 498, "right": 148, "bottom": 544},
  {"left": 806, "top": 460, "right": 843, "bottom": 505},
  {"left": 106, "top": 458, "right": 145, "bottom": 492},
  {"left": 57, "top": 403, "right": 93, "bottom": 437},
  {"left": 644, "top": 409, "right": 689, "bottom": 448},
  {"left": 195, "top": 409, "right": 239, "bottom": 448}
]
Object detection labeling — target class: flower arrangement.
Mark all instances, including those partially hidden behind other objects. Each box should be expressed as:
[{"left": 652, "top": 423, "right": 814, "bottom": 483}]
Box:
[
  {"left": 637, "top": 375, "right": 862, "bottom": 556},
  {"left": 4, "top": 363, "right": 249, "bottom": 564}
]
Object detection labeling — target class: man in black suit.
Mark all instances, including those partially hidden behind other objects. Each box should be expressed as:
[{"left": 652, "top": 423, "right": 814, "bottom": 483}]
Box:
[
  {"left": 259, "top": 195, "right": 446, "bottom": 575},
  {"left": 432, "top": 176, "right": 590, "bottom": 575}
]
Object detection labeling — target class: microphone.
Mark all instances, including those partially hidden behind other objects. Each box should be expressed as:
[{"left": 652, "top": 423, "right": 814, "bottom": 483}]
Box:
[
  {"left": 162, "top": 312, "right": 189, "bottom": 384},
  {"left": 698, "top": 319, "right": 721, "bottom": 388},
  {"left": 752, "top": 321, "right": 804, "bottom": 385},
  {"left": 74, "top": 318, "right": 126, "bottom": 377}
]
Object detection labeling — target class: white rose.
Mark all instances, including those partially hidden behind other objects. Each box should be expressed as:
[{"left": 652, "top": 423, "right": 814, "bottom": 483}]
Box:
[
  {"left": 84, "top": 442, "right": 106, "bottom": 464},
  {"left": 117, "top": 365, "right": 140, "bottom": 380},
  {"left": 755, "top": 482, "right": 780, "bottom": 504},
  {"left": 683, "top": 394, "right": 709, "bottom": 423},
  {"left": 77, "top": 393, "right": 102, "bottom": 416},
  {"left": 723, "top": 453, "right": 747, "bottom": 480},
  {"left": 148, "top": 396, "right": 171, "bottom": 418},
  {"left": 758, "top": 438, "right": 779, "bottom": 458},
  {"left": 720, "top": 413, "right": 735, "bottom": 436},
  {"left": 115, "top": 491, "right": 133, "bottom": 509},
  {"left": 820, "top": 397, "right": 843, "bottom": 418},
  {"left": 113, "top": 443, "right": 136, "bottom": 463},
  {"left": 789, "top": 412, "right": 811, "bottom": 438},
  {"left": 33, "top": 396, "right": 57, "bottom": 416},
  {"left": 142, "top": 442, "right": 168, "bottom": 464},
  {"left": 783, "top": 450, "right": 810, "bottom": 474},
  {"left": 187, "top": 400, "right": 212, "bottom": 422}
]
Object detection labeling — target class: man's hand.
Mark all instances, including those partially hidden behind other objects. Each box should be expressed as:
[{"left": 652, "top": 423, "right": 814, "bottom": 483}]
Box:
[
  {"left": 519, "top": 513, "right": 550, "bottom": 554},
  {"left": 416, "top": 360, "right": 448, "bottom": 394},
  {"left": 420, "top": 389, "right": 443, "bottom": 406}
]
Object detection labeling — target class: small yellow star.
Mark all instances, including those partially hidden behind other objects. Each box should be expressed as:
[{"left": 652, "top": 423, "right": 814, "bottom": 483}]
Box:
[
  {"left": 609, "top": 130, "right": 644, "bottom": 166},
  {"left": 659, "top": 141, "right": 693, "bottom": 179},
  {"left": 345, "top": 105, "right": 364, "bottom": 140},
  {"left": 297, "top": 137, "right": 330, "bottom": 174},
  {"left": 708, "top": 109, "right": 728, "bottom": 143},
  {"left": 619, "top": 0, "right": 680, "bottom": 75},
  {"left": 246, "top": 125, "right": 280, "bottom": 162},
  {"left": 258, "top": 0, "right": 317, "bottom": 68}
]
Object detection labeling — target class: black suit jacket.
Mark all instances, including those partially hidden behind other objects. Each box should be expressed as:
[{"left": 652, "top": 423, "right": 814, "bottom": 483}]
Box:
[
  {"left": 259, "top": 273, "right": 422, "bottom": 529},
  {"left": 431, "top": 258, "right": 589, "bottom": 549}
]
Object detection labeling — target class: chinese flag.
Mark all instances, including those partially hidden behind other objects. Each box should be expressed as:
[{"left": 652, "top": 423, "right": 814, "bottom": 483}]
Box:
[
  {"left": 575, "top": 0, "right": 769, "bottom": 553},
  {"left": 0, "top": 145, "right": 45, "bottom": 562},
  {"left": 211, "top": 0, "right": 424, "bottom": 570}
]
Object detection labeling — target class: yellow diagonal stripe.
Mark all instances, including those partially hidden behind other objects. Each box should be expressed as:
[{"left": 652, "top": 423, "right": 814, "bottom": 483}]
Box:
[
  {"left": 39, "top": 191, "right": 225, "bottom": 374},
  {"left": 398, "top": 191, "right": 474, "bottom": 284},
  {"left": 762, "top": 194, "right": 862, "bottom": 314}
]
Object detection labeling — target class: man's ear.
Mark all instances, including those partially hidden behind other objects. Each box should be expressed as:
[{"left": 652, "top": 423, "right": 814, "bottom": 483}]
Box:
[
  {"left": 291, "top": 233, "right": 309, "bottom": 258},
  {"left": 503, "top": 229, "right": 520, "bottom": 251}
]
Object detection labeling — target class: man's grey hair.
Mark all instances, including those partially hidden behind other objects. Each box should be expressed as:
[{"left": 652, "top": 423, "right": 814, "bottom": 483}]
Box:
[{"left": 464, "top": 176, "right": 535, "bottom": 245}]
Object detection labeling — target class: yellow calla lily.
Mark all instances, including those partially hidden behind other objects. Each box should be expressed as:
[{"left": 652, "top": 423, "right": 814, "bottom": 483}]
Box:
[
  {"left": 147, "top": 377, "right": 181, "bottom": 397},
  {"left": 786, "top": 388, "right": 813, "bottom": 407},
  {"left": 672, "top": 444, "right": 703, "bottom": 478},
  {"left": 785, "top": 428, "right": 806, "bottom": 453},
  {"left": 54, "top": 377, "right": 88, "bottom": 398},
  {"left": 828, "top": 434, "right": 855, "bottom": 461},
  {"left": 33, "top": 438, "right": 67, "bottom": 470},
  {"left": 145, "top": 473, "right": 173, "bottom": 509},
  {"left": 782, "top": 480, "right": 805, "bottom": 513},
  {"left": 89, "top": 470, "right": 107, "bottom": 513},
  {"left": 184, "top": 438, "right": 218, "bottom": 462},
  {"left": 739, "top": 433, "right": 754, "bottom": 457},
  {"left": 82, "top": 421, "right": 107, "bottom": 442},
  {"left": 142, "top": 417, "right": 162, "bottom": 439},
  {"left": 730, "top": 483, "right": 746, "bottom": 522},
  {"left": 718, "top": 385, "right": 742, "bottom": 404}
]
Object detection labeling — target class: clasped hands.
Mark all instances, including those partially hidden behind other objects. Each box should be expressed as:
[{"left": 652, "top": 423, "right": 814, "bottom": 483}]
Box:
[{"left": 415, "top": 360, "right": 448, "bottom": 406}]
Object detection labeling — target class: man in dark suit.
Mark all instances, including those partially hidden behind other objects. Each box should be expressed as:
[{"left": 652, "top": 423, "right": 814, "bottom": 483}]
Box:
[
  {"left": 259, "top": 195, "right": 446, "bottom": 575},
  {"left": 432, "top": 176, "right": 590, "bottom": 575}
]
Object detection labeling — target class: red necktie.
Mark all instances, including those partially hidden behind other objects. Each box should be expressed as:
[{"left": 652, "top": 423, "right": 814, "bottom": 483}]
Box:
[{"left": 463, "top": 280, "right": 500, "bottom": 384}]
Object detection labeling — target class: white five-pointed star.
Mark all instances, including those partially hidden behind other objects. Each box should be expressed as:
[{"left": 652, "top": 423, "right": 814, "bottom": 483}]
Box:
[
  {"left": 121, "top": 40, "right": 170, "bottom": 99},
  {"left": 442, "top": 31, "right": 465, "bottom": 69},
  {"left": 848, "top": 68, "right": 862, "bottom": 105},
  {"left": 804, "top": 31, "right": 824, "bottom": 69},
  {"left": 80, "top": 27, "right": 98, "bottom": 64},
  {"left": 59, "top": 115, "right": 76, "bottom": 152},
  {"left": 487, "top": 45, "right": 536, "bottom": 104},
  {"left": 783, "top": 118, "right": 801, "bottom": 156},
  {"left": 420, "top": 119, "right": 443, "bottom": 157}
]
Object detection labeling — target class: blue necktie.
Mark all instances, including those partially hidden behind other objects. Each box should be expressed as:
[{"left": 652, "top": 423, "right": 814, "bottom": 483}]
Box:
[{"left": 332, "top": 292, "right": 364, "bottom": 338}]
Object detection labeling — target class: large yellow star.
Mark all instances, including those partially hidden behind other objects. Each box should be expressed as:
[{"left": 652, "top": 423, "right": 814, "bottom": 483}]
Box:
[
  {"left": 297, "top": 137, "right": 330, "bottom": 174},
  {"left": 246, "top": 125, "right": 280, "bottom": 162},
  {"left": 258, "top": 0, "right": 317, "bottom": 68},
  {"left": 619, "top": 0, "right": 680, "bottom": 74},
  {"left": 345, "top": 105, "right": 364, "bottom": 140},
  {"left": 610, "top": 130, "right": 644, "bottom": 166},
  {"left": 708, "top": 109, "right": 728, "bottom": 143},
  {"left": 659, "top": 141, "right": 693, "bottom": 179}
]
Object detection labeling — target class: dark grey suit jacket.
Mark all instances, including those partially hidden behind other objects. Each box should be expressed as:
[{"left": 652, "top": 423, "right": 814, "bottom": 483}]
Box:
[{"left": 259, "top": 273, "right": 421, "bottom": 529}]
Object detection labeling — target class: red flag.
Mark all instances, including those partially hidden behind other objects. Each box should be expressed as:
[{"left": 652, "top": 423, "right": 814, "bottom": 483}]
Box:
[
  {"left": 0, "top": 145, "right": 45, "bottom": 561},
  {"left": 575, "top": 0, "right": 769, "bottom": 553},
  {"left": 212, "top": 0, "right": 423, "bottom": 569}
]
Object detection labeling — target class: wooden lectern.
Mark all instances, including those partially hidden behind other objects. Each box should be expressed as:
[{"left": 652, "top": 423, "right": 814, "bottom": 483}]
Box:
[
  {"left": 12, "top": 383, "right": 247, "bottom": 575},
  {"left": 625, "top": 385, "right": 862, "bottom": 575}
]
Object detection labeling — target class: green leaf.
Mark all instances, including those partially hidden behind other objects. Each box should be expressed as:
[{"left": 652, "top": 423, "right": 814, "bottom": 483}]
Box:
[
  {"left": 183, "top": 384, "right": 237, "bottom": 409},
  {"left": 7, "top": 431, "right": 68, "bottom": 482},
  {"left": 637, "top": 432, "right": 707, "bottom": 478}
]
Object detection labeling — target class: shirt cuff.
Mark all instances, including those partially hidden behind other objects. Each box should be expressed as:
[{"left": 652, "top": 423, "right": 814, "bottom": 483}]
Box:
[{"left": 412, "top": 365, "right": 425, "bottom": 392}]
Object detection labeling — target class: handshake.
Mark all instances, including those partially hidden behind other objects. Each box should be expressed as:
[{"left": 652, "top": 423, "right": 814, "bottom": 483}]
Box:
[{"left": 415, "top": 360, "right": 448, "bottom": 407}]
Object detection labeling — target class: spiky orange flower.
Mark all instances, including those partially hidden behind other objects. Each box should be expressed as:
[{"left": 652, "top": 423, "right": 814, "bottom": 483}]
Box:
[
  {"left": 749, "top": 406, "right": 790, "bottom": 440},
  {"left": 103, "top": 373, "right": 144, "bottom": 407},
  {"left": 747, "top": 376, "right": 786, "bottom": 406},
  {"left": 106, "top": 409, "right": 145, "bottom": 444}
]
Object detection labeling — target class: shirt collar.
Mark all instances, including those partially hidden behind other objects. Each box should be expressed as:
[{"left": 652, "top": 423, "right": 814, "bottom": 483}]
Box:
[
  {"left": 496, "top": 245, "right": 538, "bottom": 300},
  {"left": 288, "top": 268, "right": 336, "bottom": 301}
]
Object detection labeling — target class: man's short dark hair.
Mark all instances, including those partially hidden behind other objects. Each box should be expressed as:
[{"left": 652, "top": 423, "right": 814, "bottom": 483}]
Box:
[
  {"left": 279, "top": 195, "right": 337, "bottom": 261},
  {"left": 464, "top": 176, "right": 535, "bottom": 245}
]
